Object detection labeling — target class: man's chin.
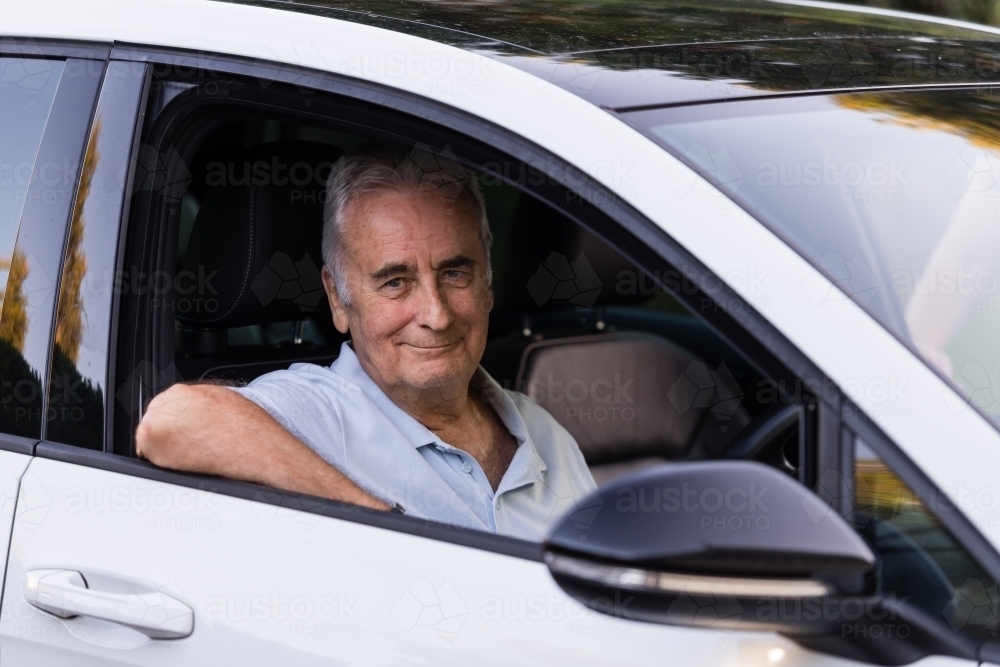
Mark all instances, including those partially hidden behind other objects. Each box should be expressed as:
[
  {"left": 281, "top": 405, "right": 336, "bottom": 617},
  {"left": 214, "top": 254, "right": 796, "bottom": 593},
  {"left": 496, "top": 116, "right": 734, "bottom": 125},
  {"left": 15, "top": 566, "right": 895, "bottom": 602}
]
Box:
[{"left": 399, "top": 356, "right": 474, "bottom": 391}]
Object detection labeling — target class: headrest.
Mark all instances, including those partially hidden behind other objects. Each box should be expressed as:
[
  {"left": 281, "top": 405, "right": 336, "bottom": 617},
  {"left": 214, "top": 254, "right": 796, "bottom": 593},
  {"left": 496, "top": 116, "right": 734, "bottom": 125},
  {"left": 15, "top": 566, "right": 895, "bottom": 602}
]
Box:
[
  {"left": 178, "top": 141, "right": 342, "bottom": 329},
  {"left": 492, "top": 194, "right": 650, "bottom": 313},
  {"left": 516, "top": 332, "right": 742, "bottom": 463}
]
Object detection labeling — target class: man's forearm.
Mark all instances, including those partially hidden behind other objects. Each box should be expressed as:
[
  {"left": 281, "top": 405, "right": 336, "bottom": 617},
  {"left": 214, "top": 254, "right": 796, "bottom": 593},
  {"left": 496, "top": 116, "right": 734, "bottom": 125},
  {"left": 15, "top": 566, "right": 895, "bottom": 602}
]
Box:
[{"left": 136, "top": 384, "right": 388, "bottom": 510}]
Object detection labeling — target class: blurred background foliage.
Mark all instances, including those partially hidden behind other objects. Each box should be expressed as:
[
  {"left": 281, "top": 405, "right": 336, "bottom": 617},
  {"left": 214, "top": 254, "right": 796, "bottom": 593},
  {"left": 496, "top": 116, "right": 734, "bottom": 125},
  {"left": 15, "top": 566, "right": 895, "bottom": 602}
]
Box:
[{"left": 846, "top": 0, "right": 1000, "bottom": 27}]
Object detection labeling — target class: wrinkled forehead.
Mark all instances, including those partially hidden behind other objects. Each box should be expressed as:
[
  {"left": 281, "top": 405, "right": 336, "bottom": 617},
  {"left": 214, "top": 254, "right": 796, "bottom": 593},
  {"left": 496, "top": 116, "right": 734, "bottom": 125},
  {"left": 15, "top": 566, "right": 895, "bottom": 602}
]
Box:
[{"left": 340, "top": 187, "right": 483, "bottom": 263}]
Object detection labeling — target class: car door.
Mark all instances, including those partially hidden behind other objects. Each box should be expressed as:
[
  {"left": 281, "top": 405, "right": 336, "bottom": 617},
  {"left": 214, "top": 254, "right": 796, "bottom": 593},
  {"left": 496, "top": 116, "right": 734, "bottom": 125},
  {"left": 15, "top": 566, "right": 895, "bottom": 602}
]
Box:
[
  {"left": 0, "top": 28, "right": 991, "bottom": 667},
  {"left": 0, "top": 48, "right": 802, "bottom": 667}
]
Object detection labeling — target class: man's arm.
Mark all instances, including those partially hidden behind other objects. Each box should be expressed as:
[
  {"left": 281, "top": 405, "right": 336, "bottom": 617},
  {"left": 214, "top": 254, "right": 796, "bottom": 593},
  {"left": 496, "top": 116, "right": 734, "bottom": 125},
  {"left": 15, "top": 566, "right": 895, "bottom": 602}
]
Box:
[{"left": 136, "top": 383, "right": 388, "bottom": 511}]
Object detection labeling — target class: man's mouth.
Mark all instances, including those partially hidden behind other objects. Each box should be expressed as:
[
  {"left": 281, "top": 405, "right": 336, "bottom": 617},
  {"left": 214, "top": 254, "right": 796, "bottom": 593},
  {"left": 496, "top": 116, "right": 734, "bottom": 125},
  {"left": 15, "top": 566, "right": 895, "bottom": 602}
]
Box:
[{"left": 404, "top": 341, "right": 460, "bottom": 351}]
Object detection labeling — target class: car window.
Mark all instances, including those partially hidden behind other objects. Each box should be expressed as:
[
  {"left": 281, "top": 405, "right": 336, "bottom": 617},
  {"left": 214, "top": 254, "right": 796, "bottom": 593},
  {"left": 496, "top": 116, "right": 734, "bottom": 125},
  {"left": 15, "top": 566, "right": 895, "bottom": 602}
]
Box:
[
  {"left": 123, "top": 73, "right": 810, "bottom": 540},
  {"left": 629, "top": 91, "right": 1000, "bottom": 428},
  {"left": 0, "top": 57, "right": 66, "bottom": 437},
  {"left": 852, "top": 436, "right": 997, "bottom": 642}
]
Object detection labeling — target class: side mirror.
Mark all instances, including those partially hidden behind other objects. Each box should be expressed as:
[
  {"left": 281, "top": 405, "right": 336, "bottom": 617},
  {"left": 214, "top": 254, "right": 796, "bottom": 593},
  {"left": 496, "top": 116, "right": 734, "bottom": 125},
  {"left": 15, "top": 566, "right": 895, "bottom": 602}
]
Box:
[{"left": 544, "top": 461, "right": 979, "bottom": 666}]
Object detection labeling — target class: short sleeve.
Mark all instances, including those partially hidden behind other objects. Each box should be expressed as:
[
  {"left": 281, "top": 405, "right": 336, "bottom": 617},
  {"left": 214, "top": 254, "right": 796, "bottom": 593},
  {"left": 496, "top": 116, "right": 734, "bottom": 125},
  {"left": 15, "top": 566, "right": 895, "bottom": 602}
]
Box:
[
  {"left": 228, "top": 366, "right": 349, "bottom": 470},
  {"left": 513, "top": 393, "right": 597, "bottom": 496}
]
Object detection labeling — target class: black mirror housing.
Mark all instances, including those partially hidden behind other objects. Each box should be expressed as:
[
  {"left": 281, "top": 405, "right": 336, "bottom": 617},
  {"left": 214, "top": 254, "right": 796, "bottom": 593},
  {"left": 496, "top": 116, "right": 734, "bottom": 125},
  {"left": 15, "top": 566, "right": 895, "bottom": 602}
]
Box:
[
  {"left": 544, "top": 461, "right": 979, "bottom": 665},
  {"left": 547, "top": 460, "right": 874, "bottom": 581}
]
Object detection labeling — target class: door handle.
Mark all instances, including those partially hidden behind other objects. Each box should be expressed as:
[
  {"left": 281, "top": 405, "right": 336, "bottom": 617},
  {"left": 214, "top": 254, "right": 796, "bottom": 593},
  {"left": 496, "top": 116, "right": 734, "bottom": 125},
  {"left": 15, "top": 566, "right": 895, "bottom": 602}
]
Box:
[{"left": 23, "top": 569, "right": 194, "bottom": 639}]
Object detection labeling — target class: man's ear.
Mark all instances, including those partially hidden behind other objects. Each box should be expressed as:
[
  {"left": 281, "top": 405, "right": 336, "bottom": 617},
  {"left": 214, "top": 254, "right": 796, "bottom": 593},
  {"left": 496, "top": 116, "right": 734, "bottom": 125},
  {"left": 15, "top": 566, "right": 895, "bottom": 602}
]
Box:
[{"left": 321, "top": 265, "right": 351, "bottom": 334}]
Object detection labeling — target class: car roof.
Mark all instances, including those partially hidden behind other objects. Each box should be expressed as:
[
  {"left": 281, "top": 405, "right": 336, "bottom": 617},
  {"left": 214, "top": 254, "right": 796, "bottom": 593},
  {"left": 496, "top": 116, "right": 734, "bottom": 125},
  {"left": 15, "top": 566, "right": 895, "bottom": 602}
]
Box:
[{"left": 218, "top": 0, "right": 1000, "bottom": 109}]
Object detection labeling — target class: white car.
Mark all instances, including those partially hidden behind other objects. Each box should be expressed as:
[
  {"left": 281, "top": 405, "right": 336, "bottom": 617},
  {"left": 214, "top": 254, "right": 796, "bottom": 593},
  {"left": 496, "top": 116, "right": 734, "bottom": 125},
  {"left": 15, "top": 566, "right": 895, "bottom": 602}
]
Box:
[{"left": 1, "top": 0, "right": 1000, "bottom": 665}]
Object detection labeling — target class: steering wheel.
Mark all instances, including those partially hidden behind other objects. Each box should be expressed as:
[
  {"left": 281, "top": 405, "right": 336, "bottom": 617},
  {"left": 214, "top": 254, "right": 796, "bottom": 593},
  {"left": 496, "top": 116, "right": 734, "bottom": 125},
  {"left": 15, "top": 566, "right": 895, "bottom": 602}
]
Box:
[{"left": 718, "top": 403, "right": 801, "bottom": 474}]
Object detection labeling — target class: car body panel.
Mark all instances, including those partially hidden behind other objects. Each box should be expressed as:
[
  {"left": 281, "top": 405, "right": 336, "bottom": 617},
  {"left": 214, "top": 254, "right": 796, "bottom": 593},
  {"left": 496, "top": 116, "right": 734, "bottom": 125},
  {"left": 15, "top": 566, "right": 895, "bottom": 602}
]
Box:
[
  {"left": 0, "top": 451, "right": 32, "bottom": 590},
  {"left": 0, "top": 457, "right": 812, "bottom": 666}
]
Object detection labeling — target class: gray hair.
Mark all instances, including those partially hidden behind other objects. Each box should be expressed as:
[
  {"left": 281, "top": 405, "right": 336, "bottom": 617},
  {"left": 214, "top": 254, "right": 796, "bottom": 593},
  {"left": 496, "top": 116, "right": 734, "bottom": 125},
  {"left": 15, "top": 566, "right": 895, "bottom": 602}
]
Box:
[{"left": 322, "top": 143, "right": 492, "bottom": 305}]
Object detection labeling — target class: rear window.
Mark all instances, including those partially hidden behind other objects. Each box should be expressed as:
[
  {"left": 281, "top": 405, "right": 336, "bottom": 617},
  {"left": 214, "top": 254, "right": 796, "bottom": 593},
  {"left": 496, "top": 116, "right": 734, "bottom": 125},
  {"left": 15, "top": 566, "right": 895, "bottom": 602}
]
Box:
[
  {"left": 0, "top": 57, "right": 65, "bottom": 434},
  {"left": 629, "top": 90, "right": 1000, "bottom": 426}
]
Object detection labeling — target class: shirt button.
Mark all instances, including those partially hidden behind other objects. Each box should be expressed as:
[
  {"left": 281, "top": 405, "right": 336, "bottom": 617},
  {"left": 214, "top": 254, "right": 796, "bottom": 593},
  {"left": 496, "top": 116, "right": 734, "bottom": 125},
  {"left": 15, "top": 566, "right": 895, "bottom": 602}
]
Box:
[{"left": 461, "top": 462, "right": 473, "bottom": 474}]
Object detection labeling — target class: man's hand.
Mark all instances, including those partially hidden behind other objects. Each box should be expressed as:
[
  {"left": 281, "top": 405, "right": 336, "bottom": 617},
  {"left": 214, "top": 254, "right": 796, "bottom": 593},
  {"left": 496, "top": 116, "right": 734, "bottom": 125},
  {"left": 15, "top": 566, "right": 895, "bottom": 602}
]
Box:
[{"left": 136, "top": 384, "right": 389, "bottom": 511}]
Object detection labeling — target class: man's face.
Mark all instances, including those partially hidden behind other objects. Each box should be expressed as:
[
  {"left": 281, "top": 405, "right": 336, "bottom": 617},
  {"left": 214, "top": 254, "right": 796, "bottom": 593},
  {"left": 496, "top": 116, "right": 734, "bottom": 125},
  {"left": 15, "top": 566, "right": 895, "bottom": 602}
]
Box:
[{"left": 322, "top": 187, "right": 493, "bottom": 398}]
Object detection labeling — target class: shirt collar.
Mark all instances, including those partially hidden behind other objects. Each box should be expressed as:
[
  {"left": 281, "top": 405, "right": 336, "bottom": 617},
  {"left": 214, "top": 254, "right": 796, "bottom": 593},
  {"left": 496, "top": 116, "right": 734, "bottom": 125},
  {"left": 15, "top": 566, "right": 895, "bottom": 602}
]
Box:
[
  {"left": 473, "top": 366, "right": 547, "bottom": 488},
  {"left": 330, "top": 342, "right": 437, "bottom": 448},
  {"left": 329, "top": 342, "right": 546, "bottom": 483}
]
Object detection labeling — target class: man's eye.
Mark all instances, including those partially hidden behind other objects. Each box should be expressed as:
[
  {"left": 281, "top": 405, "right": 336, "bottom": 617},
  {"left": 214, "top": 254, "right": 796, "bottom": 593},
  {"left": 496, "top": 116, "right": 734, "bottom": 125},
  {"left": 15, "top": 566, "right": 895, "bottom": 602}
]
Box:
[
  {"left": 443, "top": 270, "right": 470, "bottom": 283},
  {"left": 384, "top": 278, "right": 405, "bottom": 289}
]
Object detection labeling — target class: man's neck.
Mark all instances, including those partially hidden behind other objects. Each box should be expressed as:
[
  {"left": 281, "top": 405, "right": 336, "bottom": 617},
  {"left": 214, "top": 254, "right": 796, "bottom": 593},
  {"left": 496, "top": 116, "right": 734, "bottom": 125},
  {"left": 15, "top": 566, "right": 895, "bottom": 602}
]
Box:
[
  {"left": 397, "top": 382, "right": 477, "bottom": 433},
  {"left": 353, "top": 347, "right": 517, "bottom": 491},
  {"left": 352, "top": 344, "right": 477, "bottom": 430}
]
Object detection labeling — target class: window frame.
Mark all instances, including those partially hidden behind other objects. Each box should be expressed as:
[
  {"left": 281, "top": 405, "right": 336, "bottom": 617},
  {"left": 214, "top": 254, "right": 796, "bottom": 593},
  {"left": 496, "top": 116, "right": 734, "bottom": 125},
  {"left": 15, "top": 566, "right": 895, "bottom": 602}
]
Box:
[{"left": 29, "top": 44, "right": 936, "bottom": 567}]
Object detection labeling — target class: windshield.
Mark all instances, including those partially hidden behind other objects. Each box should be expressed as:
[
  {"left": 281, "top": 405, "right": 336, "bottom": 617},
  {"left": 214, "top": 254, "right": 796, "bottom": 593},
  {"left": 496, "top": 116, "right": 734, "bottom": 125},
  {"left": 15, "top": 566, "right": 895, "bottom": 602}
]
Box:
[{"left": 628, "top": 90, "right": 1000, "bottom": 424}]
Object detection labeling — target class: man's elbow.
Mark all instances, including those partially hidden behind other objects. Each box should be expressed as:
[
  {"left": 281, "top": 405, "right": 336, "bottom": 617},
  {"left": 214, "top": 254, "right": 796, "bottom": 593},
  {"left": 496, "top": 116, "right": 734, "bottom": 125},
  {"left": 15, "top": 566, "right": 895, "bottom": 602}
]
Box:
[{"left": 136, "top": 384, "right": 199, "bottom": 468}]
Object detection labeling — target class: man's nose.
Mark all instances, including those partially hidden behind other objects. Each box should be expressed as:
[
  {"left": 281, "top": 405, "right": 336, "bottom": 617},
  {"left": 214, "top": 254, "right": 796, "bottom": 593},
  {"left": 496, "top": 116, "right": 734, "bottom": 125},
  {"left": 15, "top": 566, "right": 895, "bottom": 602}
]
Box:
[{"left": 414, "top": 280, "right": 454, "bottom": 331}]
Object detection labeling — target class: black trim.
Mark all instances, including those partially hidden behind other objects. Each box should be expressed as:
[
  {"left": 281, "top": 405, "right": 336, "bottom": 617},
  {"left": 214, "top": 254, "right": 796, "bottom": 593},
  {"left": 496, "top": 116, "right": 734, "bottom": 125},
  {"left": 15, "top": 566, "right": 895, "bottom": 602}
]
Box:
[
  {"left": 10, "top": 59, "right": 104, "bottom": 441},
  {"left": 34, "top": 441, "right": 543, "bottom": 562},
  {"left": 40, "top": 60, "right": 108, "bottom": 442},
  {"left": 0, "top": 36, "right": 111, "bottom": 60},
  {"left": 0, "top": 435, "right": 36, "bottom": 456},
  {"left": 611, "top": 82, "right": 1000, "bottom": 114},
  {"left": 101, "top": 61, "right": 152, "bottom": 454}
]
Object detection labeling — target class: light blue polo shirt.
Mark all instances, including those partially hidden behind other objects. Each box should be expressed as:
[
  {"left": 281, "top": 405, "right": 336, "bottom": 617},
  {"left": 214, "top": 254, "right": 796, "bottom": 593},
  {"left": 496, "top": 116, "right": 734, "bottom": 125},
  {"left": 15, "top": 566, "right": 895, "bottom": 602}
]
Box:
[{"left": 232, "top": 342, "right": 596, "bottom": 541}]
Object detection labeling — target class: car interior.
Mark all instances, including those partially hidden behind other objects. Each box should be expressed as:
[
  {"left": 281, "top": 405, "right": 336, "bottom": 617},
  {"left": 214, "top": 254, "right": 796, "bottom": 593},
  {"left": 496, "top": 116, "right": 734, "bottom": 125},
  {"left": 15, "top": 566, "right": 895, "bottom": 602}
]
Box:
[{"left": 122, "top": 74, "right": 805, "bottom": 491}]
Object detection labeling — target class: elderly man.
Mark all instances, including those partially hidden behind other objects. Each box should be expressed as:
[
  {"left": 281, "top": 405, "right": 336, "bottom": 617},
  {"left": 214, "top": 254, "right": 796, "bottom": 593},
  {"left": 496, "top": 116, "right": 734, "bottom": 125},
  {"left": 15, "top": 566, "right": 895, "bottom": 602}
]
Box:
[{"left": 137, "top": 144, "right": 596, "bottom": 540}]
